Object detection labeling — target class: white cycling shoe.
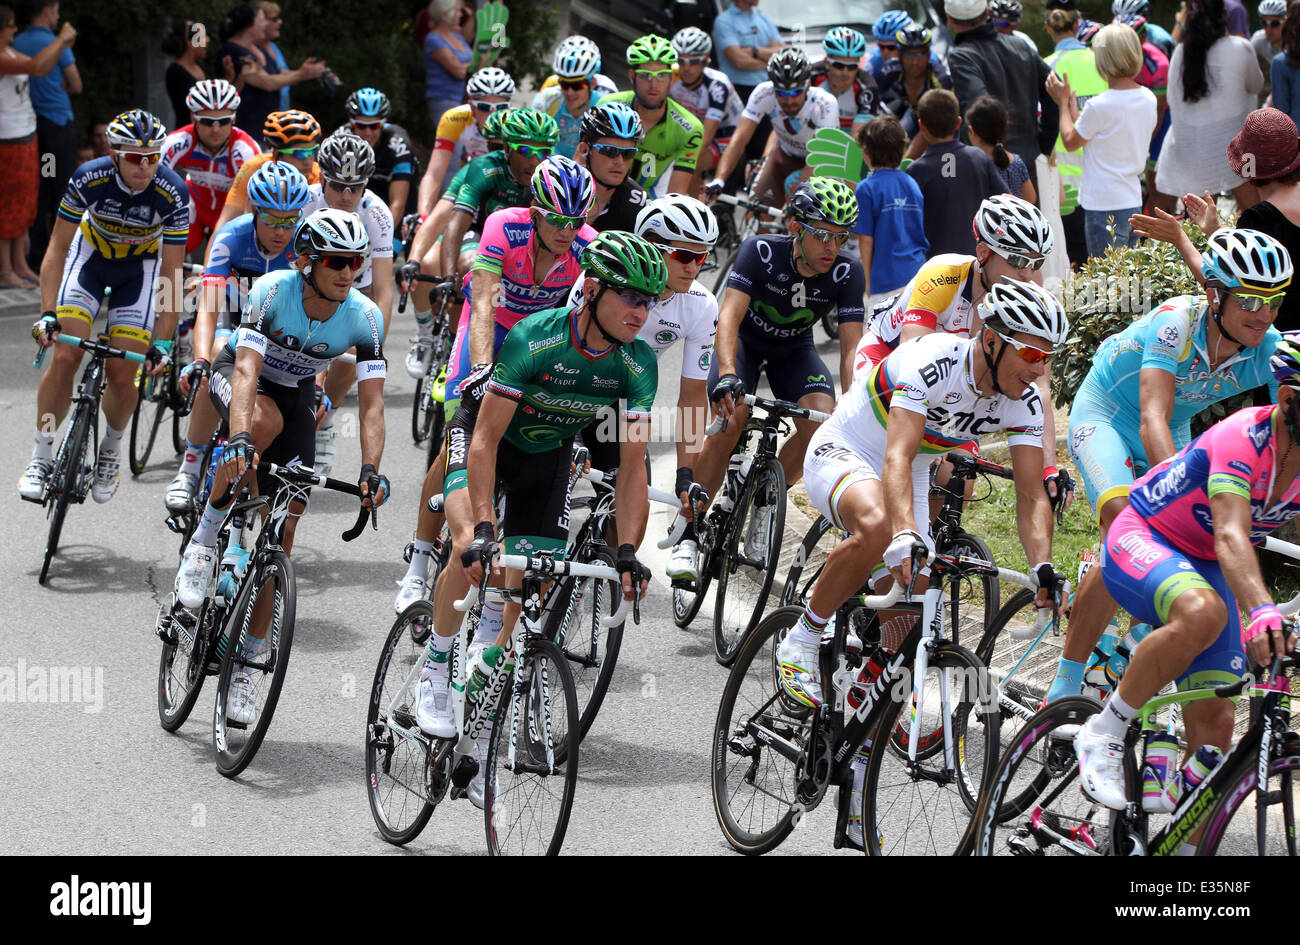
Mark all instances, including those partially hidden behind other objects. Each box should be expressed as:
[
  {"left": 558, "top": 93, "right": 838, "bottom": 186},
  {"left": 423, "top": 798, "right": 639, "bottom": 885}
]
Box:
[
  {"left": 91, "top": 447, "right": 121, "bottom": 504},
  {"left": 1074, "top": 716, "right": 1129, "bottom": 810},
  {"left": 666, "top": 539, "right": 699, "bottom": 581},
  {"left": 415, "top": 673, "right": 456, "bottom": 739},
  {"left": 18, "top": 457, "right": 52, "bottom": 501},
  {"left": 393, "top": 573, "right": 427, "bottom": 614},
  {"left": 176, "top": 542, "right": 217, "bottom": 609},
  {"left": 405, "top": 339, "right": 431, "bottom": 379},
  {"left": 226, "top": 672, "right": 257, "bottom": 726},
  {"left": 165, "top": 469, "right": 200, "bottom": 512},
  {"left": 466, "top": 730, "right": 491, "bottom": 810},
  {"left": 777, "top": 632, "right": 823, "bottom": 708}
]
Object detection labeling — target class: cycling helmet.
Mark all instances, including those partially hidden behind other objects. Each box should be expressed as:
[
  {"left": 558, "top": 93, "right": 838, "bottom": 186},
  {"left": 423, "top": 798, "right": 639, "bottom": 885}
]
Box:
[
  {"left": 185, "top": 78, "right": 239, "bottom": 114},
  {"left": 346, "top": 87, "right": 390, "bottom": 121},
  {"left": 823, "top": 26, "right": 868, "bottom": 60},
  {"left": 293, "top": 207, "right": 371, "bottom": 258},
  {"left": 990, "top": 0, "right": 1023, "bottom": 20},
  {"left": 246, "top": 161, "right": 311, "bottom": 212},
  {"left": 1201, "top": 228, "right": 1294, "bottom": 293},
  {"left": 317, "top": 132, "right": 376, "bottom": 184},
  {"left": 554, "top": 41, "right": 600, "bottom": 80},
  {"left": 579, "top": 101, "right": 644, "bottom": 144},
  {"left": 789, "top": 177, "right": 859, "bottom": 228},
  {"left": 635, "top": 193, "right": 719, "bottom": 248},
  {"left": 484, "top": 107, "right": 510, "bottom": 142},
  {"left": 1271, "top": 333, "right": 1300, "bottom": 387},
  {"left": 1076, "top": 18, "right": 1102, "bottom": 44},
  {"left": 1114, "top": 12, "right": 1148, "bottom": 32},
  {"left": 980, "top": 279, "right": 1069, "bottom": 346},
  {"left": 263, "top": 110, "right": 322, "bottom": 148},
  {"left": 531, "top": 155, "right": 595, "bottom": 218},
  {"left": 1261, "top": 0, "right": 1288, "bottom": 15},
  {"left": 580, "top": 231, "right": 668, "bottom": 294},
  {"left": 767, "top": 48, "right": 812, "bottom": 91},
  {"left": 973, "top": 194, "right": 1055, "bottom": 257},
  {"left": 627, "top": 34, "right": 677, "bottom": 66},
  {"left": 672, "top": 26, "right": 713, "bottom": 58},
  {"left": 106, "top": 109, "right": 167, "bottom": 150},
  {"left": 873, "top": 10, "right": 914, "bottom": 42},
  {"left": 1111, "top": 0, "right": 1150, "bottom": 15},
  {"left": 500, "top": 108, "right": 560, "bottom": 147},
  {"left": 895, "top": 25, "right": 932, "bottom": 49},
  {"left": 466, "top": 67, "right": 516, "bottom": 99},
  {"left": 556, "top": 35, "right": 603, "bottom": 72}
]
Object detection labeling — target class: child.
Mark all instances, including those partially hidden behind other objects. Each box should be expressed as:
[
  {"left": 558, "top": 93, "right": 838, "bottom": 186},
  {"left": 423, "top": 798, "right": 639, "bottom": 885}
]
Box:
[
  {"left": 965, "top": 95, "right": 1037, "bottom": 205},
  {"left": 851, "top": 115, "right": 928, "bottom": 307}
]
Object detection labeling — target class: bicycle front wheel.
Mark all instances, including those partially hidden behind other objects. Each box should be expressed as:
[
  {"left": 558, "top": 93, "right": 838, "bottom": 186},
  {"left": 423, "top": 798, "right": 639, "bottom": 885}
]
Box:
[
  {"left": 157, "top": 598, "right": 218, "bottom": 732},
  {"left": 40, "top": 404, "right": 93, "bottom": 585},
  {"left": 485, "top": 636, "right": 579, "bottom": 855},
  {"left": 944, "top": 532, "right": 999, "bottom": 648},
  {"left": 411, "top": 369, "right": 435, "bottom": 445},
  {"left": 714, "top": 456, "right": 786, "bottom": 666},
  {"left": 129, "top": 367, "right": 168, "bottom": 475},
  {"left": 1198, "top": 751, "right": 1300, "bottom": 855}
]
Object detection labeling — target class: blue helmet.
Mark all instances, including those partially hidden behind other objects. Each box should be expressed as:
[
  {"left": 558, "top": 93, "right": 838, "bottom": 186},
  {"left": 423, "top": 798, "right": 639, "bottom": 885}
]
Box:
[
  {"left": 247, "top": 161, "right": 311, "bottom": 213},
  {"left": 823, "top": 26, "right": 867, "bottom": 59},
  {"left": 532, "top": 155, "right": 595, "bottom": 218},
  {"left": 346, "top": 87, "right": 390, "bottom": 121},
  {"left": 872, "top": 11, "right": 913, "bottom": 43},
  {"left": 579, "top": 101, "right": 644, "bottom": 144},
  {"left": 1201, "top": 228, "right": 1294, "bottom": 293}
]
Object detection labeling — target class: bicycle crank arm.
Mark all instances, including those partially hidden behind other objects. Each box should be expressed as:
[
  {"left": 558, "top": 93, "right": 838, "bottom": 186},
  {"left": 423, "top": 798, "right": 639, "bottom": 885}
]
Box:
[{"left": 744, "top": 718, "right": 805, "bottom": 765}]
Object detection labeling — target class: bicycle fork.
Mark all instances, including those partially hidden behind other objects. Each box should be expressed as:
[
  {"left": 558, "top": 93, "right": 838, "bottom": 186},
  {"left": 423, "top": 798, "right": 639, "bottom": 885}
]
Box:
[{"left": 907, "top": 586, "right": 957, "bottom": 779}]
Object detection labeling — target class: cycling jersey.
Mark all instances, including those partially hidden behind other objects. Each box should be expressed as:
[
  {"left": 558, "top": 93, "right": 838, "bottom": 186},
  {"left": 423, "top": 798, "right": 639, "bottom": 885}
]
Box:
[
  {"left": 433, "top": 104, "right": 490, "bottom": 169},
  {"left": 874, "top": 56, "right": 952, "bottom": 99},
  {"left": 57, "top": 156, "right": 190, "bottom": 260},
  {"left": 855, "top": 254, "right": 978, "bottom": 370},
  {"left": 878, "top": 65, "right": 953, "bottom": 136},
  {"left": 1136, "top": 41, "right": 1169, "bottom": 96},
  {"left": 333, "top": 123, "right": 419, "bottom": 214},
  {"left": 809, "top": 63, "right": 880, "bottom": 128},
  {"left": 590, "top": 178, "right": 650, "bottom": 232},
  {"left": 203, "top": 212, "right": 296, "bottom": 321},
  {"left": 740, "top": 83, "right": 840, "bottom": 158},
  {"left": 225, "top": 268, "right": 385, "bottom": 388},
  {"left": 224, "top": 153, "right": 322, "bottom": 216},
  {"left": 599, "top": 92, "right": 703, "bottom": 195},
  {"left": 301, "top": 185, "right": 394, "bottom": 290},
  {"left": 487, "top": 305, "right": 658, "bottom": 453},
  {"left": 162, "top": 126, "right": 258, "bottom": 251},
  {"left": 670, "top": 66, "right": 744, "bottom": 137},
  {"left": 530, "top": 86, "right": 608, "bottom": 157},
  {"left": 727, "top": 234, "right": 866, "bottom": 343},
  {"left": 452, "top": 149, "right": 532, "bottom": 229}
]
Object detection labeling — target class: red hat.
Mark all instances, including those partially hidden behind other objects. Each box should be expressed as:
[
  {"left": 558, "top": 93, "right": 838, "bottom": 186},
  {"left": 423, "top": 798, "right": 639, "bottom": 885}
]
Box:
[{"left": 1228, "top": 108, "right": 1300, "bottom": 182}]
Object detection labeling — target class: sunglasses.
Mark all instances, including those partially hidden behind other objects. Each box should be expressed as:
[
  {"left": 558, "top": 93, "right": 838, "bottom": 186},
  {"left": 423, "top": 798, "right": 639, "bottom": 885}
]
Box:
[
  {"left": 633, "top": 69, "right": 673, "bottom": 80},
  {"left": 277, "top": 146, "right": 318, "bottom": 160},
  {"left": 1265, "top": 18, "right": 1285, "bottom": 26},
  {"left": 538, "top": 209, "right": 585, "bottom": 229},
  {"left": 662, "top": 247, "right": 709, "bottom": 265},
  {"left": 195, "top": 115, "right": 234, "bottom": 127},
  {"left": 312, "top": 254, "right": 365, "bottom": 271},
  {"left": 990, "top": 246, "right": 1047, "bottom": 271},
  {"left": 558, "top": 78, "right": 589, "bottom": 91},
  {"left": 326, "top": 179, "right": 365, "bottom": 194},
  {"left": 115, "top": 150, "right": 161, "bottom": 166},
  {"left": 473, "top": 101, "right": 510, "bottom": 114},
  {"left": 1233, "top": 290, "right": 1287, "bottom": 312},
  {"left": 351, "top": 119, "right": 383, "bottom": 129},
  {"left": 617, "top": 288, "right": 657, "bottom": 308},
  {"left": 775, "top": 86, "right": 807, "bottom": 98},
  {"left": 590, "top": 143, "right": 638, "bottom": 159},
  {"left": 991, "top": 329, "right": 1054, "bottom": 364},
  {"left": 512, "top": 144, "right": 553, "bottom": 159},
  {"left": 256, "top": 209, "right": 299, "bottom": 230},
  {"left": 796, "top": 219, "right": 850, "bottom": 247},
  {"left": 877, "top": 42, "right": 898, "bottom": 51},
  {"left": 993, "top": 18, "right": 1014, "bottom": 27},
  {"left": 828, "top": 60, "right": 858, "bottom": 70},
  {"left": 679, "top": 55, "right": 709, "bottom": 65}
]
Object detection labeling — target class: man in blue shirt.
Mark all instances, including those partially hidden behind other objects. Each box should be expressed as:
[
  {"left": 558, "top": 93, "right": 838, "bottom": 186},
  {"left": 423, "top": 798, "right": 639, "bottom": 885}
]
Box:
[
  {"left": 14, "top": 0, "right": 80, "bottom": 268},
  {"left": 712, "top": 0, "right": 784, "bottom": 100}
]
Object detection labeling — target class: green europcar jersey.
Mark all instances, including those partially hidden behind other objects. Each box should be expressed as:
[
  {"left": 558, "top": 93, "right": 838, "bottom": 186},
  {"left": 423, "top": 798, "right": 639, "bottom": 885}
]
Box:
[
  {"left": 601, "top": 92, "right": 703, "bottom": 193},
  {"left": 452, "top": 149, "right": 531, "bottom": 228},
  {"left": 486, "top": 306, "right": 659, "bottom": 453}
]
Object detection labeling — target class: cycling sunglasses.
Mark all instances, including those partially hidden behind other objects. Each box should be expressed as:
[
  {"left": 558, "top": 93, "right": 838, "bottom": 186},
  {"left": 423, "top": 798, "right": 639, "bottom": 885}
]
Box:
[
  {"left": 663, "top": 247, "right": 709, "bottom": 265},
  {"left": 828, "top": 60, "right": 858, "bottom": 70},
  {"left": 473, "top": 100, "right": 509, "bottom": 114},
  {"left": 590, "top": 143, "right": 638, "bottom": 159},
  {"left": 1265, "top": 18, "right": 1285, "bottom": 26},
  {"left": 276, "top": 146, "right": 318, "bottom": 160},
  {"left": 115, "top": 150, "right": 161, "bottom": 166},
  {"left": 877, "top": 42, "right": 898, "bottom": 51},
  {"left": 350, "top": 119, "right": 383, "bottom": 129},
  {"left": 538, "top": 210, "right": 585, "bottom": 229},
  {"left": 679, "top": 55, "right": 709, "bottom": 65},
  {"left": 992, "top": 18, "right": 1014, "bottom": 27},
  {"left": 195, "top": 115, "right": 234, "bottom": 127},
  {"left": 633, "top": 68, "right": 673, "bottom": 80},
  {"left": 326, "top": 179, "right": 366, "bottom": 194},
  {"left": 775, "top": 86, "right": 807, "bottom": 98},
  {"left": 1233, "top": 290, "right": 1287, "bottom": 312},
  {"left": 991, "top": 329, "right": 1054, "bottom": 364},
  {"left": 617, "top": 288, "right": 657, "bottom": 308},
  {"left": 256, "top": 209, "right": 299, "bottom": 230},
  {"left": 796, "top": 219, "right": 850, "bottom": 247},
  {"left": 312, "top": 254, "right": 365, "bottom": 271},
  {"left": 558, "top": 78, "right": 589, "bottom": 91},
  {"left": 990, "top": 245, "right": 1047, "bottom": 271},
  {"left": 511, "top": 144, "right": 553, "bottom": 159}
]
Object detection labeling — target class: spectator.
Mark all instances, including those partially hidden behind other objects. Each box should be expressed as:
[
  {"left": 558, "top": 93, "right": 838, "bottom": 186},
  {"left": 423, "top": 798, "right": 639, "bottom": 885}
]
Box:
[
  {"left": 88, "top": 117, "right": 107, "bottom": 156},
  {"left": 1175, "top": 0, "right": 1252, "bottom": 38},
  {"left": 966, "top": 95, "right": 1036, "bottom": 204},
  {"left": 852, "top": 115, "right": 927, "bottom": 306},
  {"left": 164, "top": 20, "right": 235, "bottom": 132},
  {"left": 1272, "top": 6, "right": 1300, "bottom": 127},
  {"left": 1048, "top": 23, "right": 1157, "bottom": 257},
  {"left": 1253, "top": 0, "right": 1286, "bottom": 104},
  {"left": 1043, "top": 7, "right": 1103, "bottom": 266},
  {"left": 220, "top": 3, "right": 324, "bottom": 136},
  {"left": 946, "top": 0, "right": 1058, "bottom": 196},
  {"left": 424, "top": 0, "right": 473, "bottom": 126},
  {"left": 255, "top": 1, "right": 289, "bottom": 111},
  {"left": 0, "top": 5, "right": 74, "bottom": 289},
  {"left": 14, "top": 0, "right": 79, "bottom": 269},
  {"left": 1155, "top": 0, "right": 1261, "bottom": 212},
  {"left": 906, "top": 89, "right": 1007, "bottom": 256},
  {"left": 712, "top": 0, "right": 784, "bottom": 102}
]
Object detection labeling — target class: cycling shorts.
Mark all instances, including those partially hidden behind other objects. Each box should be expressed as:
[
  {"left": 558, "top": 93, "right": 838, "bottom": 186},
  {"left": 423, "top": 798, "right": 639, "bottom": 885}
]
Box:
[
  {"left": 209, "top": 346, "right": 317, "bottom": 477},
  {"left": 707, "top": 332, "right": 835, "bottom": 406},
  {"left": 56, "top": 229, "right": 161, "bottom": 347},
  {"left": 443, "top": 315, "right": 509, "bottom": 422},
  {"left": 749, "top": 147, "right": 803, "bottom": 209},
  {"left": 1100, "top": 505, "right": 1246, "bottom": 692},
  {"left": 1068, "top": 376, "right": 1149, "bottom": 517}
]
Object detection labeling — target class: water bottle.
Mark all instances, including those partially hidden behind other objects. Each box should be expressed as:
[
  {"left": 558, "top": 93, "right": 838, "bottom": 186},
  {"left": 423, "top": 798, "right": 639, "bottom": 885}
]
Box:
[
  {"left": 725, "top": 454, "right": 751, "bottom": 498},
  {"left": 465, "top": 645, "right": 503, "bottom": 704},
  {"left": 1141, "top": 732, "right": 1181, "bottom": 813},
  {"left": 1085, "top": 619, "right": 1121, "bottom": 689},
  {"left": 847, "top": 650, "right": 891, "bottom": 710},
  {"left": 204, "top": 444, "right": 224, "bottom": 500},
  {"left": 177, "top": 320, "right": 193, "bottom": 366},
  {"left": 1181, "top": 744, "right": 1224, "bottom": 796},
  {"left": 216, "top": 543, "right": 250, "bottom": 600}
]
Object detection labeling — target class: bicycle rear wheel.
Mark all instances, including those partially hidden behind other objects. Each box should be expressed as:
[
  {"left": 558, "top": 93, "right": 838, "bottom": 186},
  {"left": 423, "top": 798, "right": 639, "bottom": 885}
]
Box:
[
  {"left": 39, "top": 404, "right": 92, "bottom": 585},
  {"left": 484, "top": 636, "right": 579, "bottom": 856},
  {"left": 157, "top": 597, "right": 219, "bottom": 732},
  {"left": 944, "top": 532, "right": 999, "bottom": 649},
  {"left": 129, "top": 367, "right": 169, "bottom": 475},
  {"left": 780, "top": 514, "right": 837, "bottom": 607},
  {"left": 672, "top": 519, "right": 717, "bottom": 629},
  {"left": 714, "top": 456, "right": 786, "bottom": 666},
  {"left": 1199, "top": 751, "right": 1300, "bottom": 855}
]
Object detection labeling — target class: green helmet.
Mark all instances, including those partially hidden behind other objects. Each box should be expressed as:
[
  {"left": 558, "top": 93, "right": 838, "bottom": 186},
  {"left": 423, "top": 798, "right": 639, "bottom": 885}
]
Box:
[
  {"left": 581, "top": 230, "right": 668, "bottom": 295},
  {"left": 789, "top": 177, "right": 859, "bottom": 228},
  {"left": 627, "top": 34, "right": 677, "bottom": 66},
  {"left": 499, "top": 108, "right": 559, "bottom": 147},
  {"left": 483, "top": 107, "right": 510, "bottom": 142}
]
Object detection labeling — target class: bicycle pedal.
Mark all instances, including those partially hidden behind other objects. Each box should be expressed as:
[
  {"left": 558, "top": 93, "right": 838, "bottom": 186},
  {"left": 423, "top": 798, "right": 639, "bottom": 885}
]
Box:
[
  {"left": 19, "top": 491, "right": 43, "bottom": 505},
  {"left": 450, "top": 754, "right": 478, "bottom": 788},
  {"left": 670, "top": 577, "right": 698, "bottom": 592}
]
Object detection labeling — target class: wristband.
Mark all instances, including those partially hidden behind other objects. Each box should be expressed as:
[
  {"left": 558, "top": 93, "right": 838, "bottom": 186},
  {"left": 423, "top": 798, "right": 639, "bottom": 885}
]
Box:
[
  {"left": 675, "top": 466, "right": 694, "bottom": 499},
  {"left": 1043, "top": 466, "right": 1059, "bottom": 482}
]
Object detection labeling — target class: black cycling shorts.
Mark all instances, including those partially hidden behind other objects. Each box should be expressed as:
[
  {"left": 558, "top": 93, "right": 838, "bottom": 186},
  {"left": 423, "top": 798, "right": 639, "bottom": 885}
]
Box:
[
  {"left": 707, "top": 331, "right": 835, "bottom": 404},
  {"left": 210, "top": 346, "right": 317, "bottom": 484}
]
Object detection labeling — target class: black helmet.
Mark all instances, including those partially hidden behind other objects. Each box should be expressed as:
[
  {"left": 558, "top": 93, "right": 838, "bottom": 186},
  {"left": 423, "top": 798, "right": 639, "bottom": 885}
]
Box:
[{"left": 766, "top": 48, "right": 811, "bottom": 91}]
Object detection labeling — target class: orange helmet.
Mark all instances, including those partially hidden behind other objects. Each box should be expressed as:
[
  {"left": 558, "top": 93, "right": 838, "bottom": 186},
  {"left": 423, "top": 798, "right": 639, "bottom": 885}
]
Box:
[{"left": 262, "top": 109, "right": 321, "bottom": 149}]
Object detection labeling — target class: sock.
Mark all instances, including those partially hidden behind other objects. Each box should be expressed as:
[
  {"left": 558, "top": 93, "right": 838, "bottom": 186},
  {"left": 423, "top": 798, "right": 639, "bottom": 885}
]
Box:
[
  {"left": 681, "top": 520, "right": 697, "bottom": 543},
  {"left": 1095, "top": 690, "right": 1139, "bottom": 740},
  {"left": 422, "top": 632, "right": 453, "bottom": 682},
  {"left": 1046, "top": 658, "right": 1087, "bottom": 703},
  {"left": 33, "top": 428, "right": 54, "bottom": 462},
  {"left": 191, "top": 500, "right": 226, "bottom": 548},
  {"left": 474, "top": 599, "right": 505, "bottom": 647},
  {"left": 241, "top": 635, "right": 263, "bottom": 663},
  {"left": 100, "top": 424, "right": 125, "bottom": 455},
  {"left": 789, "top": 604, "right": 830, "bottom": 648},
  {"left": 180, "top": 439, "right": 205, "bottom": 477},
  {"left": 405, "top": 539, "right": 435, "bottom": 582}
]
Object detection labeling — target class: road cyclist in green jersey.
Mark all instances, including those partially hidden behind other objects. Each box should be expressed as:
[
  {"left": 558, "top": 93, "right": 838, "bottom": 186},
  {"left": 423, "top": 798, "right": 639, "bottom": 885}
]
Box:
[{"left": 411, "top": 231, "right": 664, "bottom": 808}]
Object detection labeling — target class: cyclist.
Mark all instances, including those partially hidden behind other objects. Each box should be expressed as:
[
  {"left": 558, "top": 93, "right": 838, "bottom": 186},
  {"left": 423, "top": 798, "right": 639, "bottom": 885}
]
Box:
[
  {"left": 214, "top": 109, "right": 323, "bottom": 238},
  {"left": 879, "top": 25, "right": 953, "bottom": 143},
  {"left": 669, "top": 27, "right": 744, "bottom": 183},
  {"left": 302, "top": 132, "right": 395, "bottom": 476},
  {"left": 1074, "top": 337, "right": 1300, "bottom": 817},
  {"left": 531, "top": 38, "right": 608, "bottom": 158},
  {"left": 1113, "top": 0, "right": 1174, "bottom": 55},
  {"left": 1045, "top": 229, "right": 1289, "bottom": 704},
  {"left": 866, "top": 10, "right": 916, "bottom": 83},
  {"left": 393, "top": 155, "right": 598, "bottom": 612},
  {"left": 161, "top": 79, "right": 258, "bottom": 255},
  {"left": 706, "top": 49, "right": 840, "bottom": 211},
  {"left": 797, "top": 280, "right": 1069, "bottom": 846},
  {"left": 413, "top": 232, "right": 663, "bottom": 809},
  {"left": 602, "top": 35, "right": 704, "bottom": 197},
  {"left": 340, "top": 88, "right": 419, "bottom": 249},
  {"left": 991, "top": 0, "right": 1040, "bottom": 51},
  {"left": 574, "top": 101, "right": 650, "bottom": 233},
  {"left": 418, "top": 67, "right": 515, "bottom": 211},
  {"left": 536, "top": 35, "right": 620, "bottom": 95},
  {"left": 21, "top": 109, "right": 189, "bottom": 505},
  {"left": 163, "top": 162, "right": 312, "bottom": 512},
  {"left": 809, "top": 26, "right": 882, "bottom": 136}
]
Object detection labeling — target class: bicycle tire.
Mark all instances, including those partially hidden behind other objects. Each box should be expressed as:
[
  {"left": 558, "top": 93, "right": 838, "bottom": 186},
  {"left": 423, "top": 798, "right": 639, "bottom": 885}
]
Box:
[
  {"left": 157, "top": 598, "right": 218, "bottom": 732},
  {"left": 411, "top": 370, "right": 434, "bottom": 445},
  {"left": 862, "top": 642, "right": 1000, "bottom": 855},
  {"left": 672, "top": 520, "right": 717, "bottom": 629},
  {"left": 366, "top": 600, "right": 439, "bottom": 844},
  {"left": 945, "top": 532, "right": 999, "bottom": 649},
  {"left": 780, "top": 514, "right": 836, "bottom": 607},
  {"left": 213, "top": 550, "right": 297, "bottom": 778},
  {"left": 169, "top": 335, "right": 186, "bottom": 456},
  {"left": 484, "top": 635, "right": 579, "bottom": 856},
  {"left": 711, "top": 605, "right": 810, "bottom": 854},
  {"left": 1198, "top": 750, "right": 1300, "bottom": 855},
  {"left": 39, "top": 403, "right": 92, "bottom": 585},
  {"left": 128, "top": 368, "right": 168, "bottom": 476},
  {"left": 713, "top": 456, "right": 786, "bottom": 666}
]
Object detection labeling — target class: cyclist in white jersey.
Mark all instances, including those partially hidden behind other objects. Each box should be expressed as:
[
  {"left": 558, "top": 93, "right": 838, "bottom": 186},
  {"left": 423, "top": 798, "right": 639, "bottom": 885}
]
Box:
[{"left": 669, "top": 27, "right": 744, "bottom": 179}]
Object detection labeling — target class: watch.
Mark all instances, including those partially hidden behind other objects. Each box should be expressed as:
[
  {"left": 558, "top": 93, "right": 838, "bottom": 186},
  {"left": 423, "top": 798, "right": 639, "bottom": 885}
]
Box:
[{"left": 749, "top": 45, "right": 758, "bottom": 58}]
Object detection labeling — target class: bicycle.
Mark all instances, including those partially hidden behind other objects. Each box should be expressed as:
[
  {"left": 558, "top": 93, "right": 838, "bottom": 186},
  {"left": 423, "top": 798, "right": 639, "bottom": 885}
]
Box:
[
  {"left": 671, "top": 393, "right": 830, "bottom": 667},
  {"left": 365, "top": 551, "right": 632, "bottom": 854},
  {"left": 711, "top": 545, "right": 1003, "bottom": 855},
  {"left": 396, "top": 270, "right": 456, "bottom": 461},
  {"left": 29, "top": 333, "right": 148, "bottom": 585}
]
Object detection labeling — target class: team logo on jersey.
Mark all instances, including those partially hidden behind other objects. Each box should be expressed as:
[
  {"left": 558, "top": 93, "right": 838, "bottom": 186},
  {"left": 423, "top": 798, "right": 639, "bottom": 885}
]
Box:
[
  {"left": 594, "top": 376, "right": 619, "bottom": 388},
  {"left": 309, "top": 342, "right": 330, "bottom": 354},
  {"left": 943, "top": 391, "right": 962, "bottom": 405},
  {"left": 550, "top": 362, "right": 579, "bottom": 375},
  {"left": 1156, "top": 324, "right": 1180, "bottom": 349},
  {"left": 699, "top": 351, "right": 711, "bottom": 370},
  {"left": 1070, "top": 423, "right": 1097, "bottom": 457},
  {"left": 655, "top": 329, "right": 676, "bottom": 345},
  {"left": 1247, "top": 418, "right": 1272, "bottom": 453},
  {"left": 280, "top": 334, "right": 300, "bottom": 349}
]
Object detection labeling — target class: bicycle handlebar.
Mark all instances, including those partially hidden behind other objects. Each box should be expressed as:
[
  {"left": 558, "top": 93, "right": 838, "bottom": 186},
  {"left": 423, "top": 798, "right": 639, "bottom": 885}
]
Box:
[
  {"left": 714, "top": 192, "right": 784, "bottom": 219},
  {"left": 453, "top": 553, "right": 636, "bottom": 627},
  {"left": 397, "top": 269, "right": 454, "bottom": 313},
  {"left": 33, "top": 332, "right": 148, "bottom": 369},
  {"left": 705, "top": 393, "right": 832, "bottom": 436}
]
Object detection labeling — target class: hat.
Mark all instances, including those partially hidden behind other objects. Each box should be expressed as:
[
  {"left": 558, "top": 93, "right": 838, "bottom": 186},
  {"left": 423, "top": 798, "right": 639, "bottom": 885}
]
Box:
[
  {"left": 1044, "top": 0, "right": 1077, "bottom": 9},
  {"left": 1228, "top": 107, "right": 1300, "bottom": 182},
  {"left": 946, "top": 0, "right": 989, "bottom": 19}
]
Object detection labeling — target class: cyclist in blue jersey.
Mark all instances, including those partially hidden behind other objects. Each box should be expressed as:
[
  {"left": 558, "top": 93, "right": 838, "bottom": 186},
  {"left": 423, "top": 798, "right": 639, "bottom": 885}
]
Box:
[
  {"left": 163, "top": 161, "right": 312, "bottom": 512},
  {"left": 22, "top": 109, "right": 190, "bottom": 505},
  {"left": 531, "top": 39, "right": 607, "bottom": 158},
  {"left": 1045, "top": 228, "right": 1290, "bottom": 704}
]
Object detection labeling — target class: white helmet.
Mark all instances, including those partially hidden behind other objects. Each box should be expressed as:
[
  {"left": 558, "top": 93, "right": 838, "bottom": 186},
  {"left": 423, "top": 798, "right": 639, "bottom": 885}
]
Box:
[
  {"left": 1201, "top": 227, "right": 1294, "bottom": 292},
  {"left": 635, "top": 193, "right": 720, "bottom": 249},
  {"left": 553, "top": 41, "right": 601, "bottom": 79},
  {"left": 1260, "top": 0, "right": 1287, "bottom": 16},
  {"left": 973, "top": 194, "right": 1055, "bottom": 258},
  {"left": 672, "top": 26, "right": 713, "bottom": 58},
  {"left": 293, "top": 207, "right": 371, "bottom": 258},
  {"left": 185, "top": 78, "right": 240, "bottom": 114},
  {"left": 980, "top": 279, "right": 1069, "bottom": 346},
  {"left": 466, "top": 67, "right": 516, "bottom": 100},
  {"left": 1111, "top": 0, "right": 1149, "bottom": 15}
]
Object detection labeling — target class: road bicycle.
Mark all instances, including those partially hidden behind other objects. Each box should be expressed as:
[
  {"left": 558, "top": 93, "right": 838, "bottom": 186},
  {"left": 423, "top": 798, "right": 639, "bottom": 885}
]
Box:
[{"left": 397, "top": 271, "right": 456, "bottom": 464}]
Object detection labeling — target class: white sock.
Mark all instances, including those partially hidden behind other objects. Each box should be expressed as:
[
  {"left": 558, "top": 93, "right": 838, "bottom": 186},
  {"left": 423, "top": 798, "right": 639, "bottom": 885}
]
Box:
[
  {"left": 405, "top": 539, "right": 435, "bottom": 582},
  {"left": 474, "top": 599, "right": 505, "bottom": 647},
  {"left": 1095, "top": 690, "right": 1139, "bottom": 740},
  {"left": 191, "top": 501, "right": 226, "bottom": 548},
  {"left": 789, "top": 605, "right": 831, "bottom": 648},
  {"left": 242, "top": 636, "right": 263, "bottom": 663},
  {"left": 33, "top": 428, "right": 54, "bottom": 462},
  {"left": 179, "top": 439, "right": 205, "bottom": 476},
  {"left": 422, "top": 632, "right": 453, "bottom": 682},
  {"left": 100, "top": 424, "right": 126, "bottom": 455}
]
